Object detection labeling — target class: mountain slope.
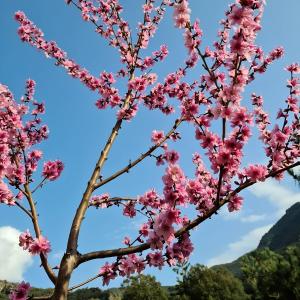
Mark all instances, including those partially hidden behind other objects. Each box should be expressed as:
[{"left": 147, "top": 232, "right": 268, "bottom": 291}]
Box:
[
  {"left": 214, "top": 201, "right": 300, "bottom": 276},
  {"left": 258, "top": 202, "right": 300, "bottom": 251}
]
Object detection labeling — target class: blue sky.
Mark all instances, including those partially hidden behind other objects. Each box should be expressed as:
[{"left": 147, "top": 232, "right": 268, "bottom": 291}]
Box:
[{"left": 0, "top": 0, "right": 299, "bottom": 289}]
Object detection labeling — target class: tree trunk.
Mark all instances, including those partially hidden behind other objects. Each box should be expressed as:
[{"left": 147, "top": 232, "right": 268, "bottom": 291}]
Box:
[{"left": 50, "top": 253, "right": 78, "bottom": 300}]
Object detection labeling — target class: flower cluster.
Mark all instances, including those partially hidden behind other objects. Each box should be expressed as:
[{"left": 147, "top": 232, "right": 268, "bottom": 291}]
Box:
[
  {"left": 42, "top": 160, "right": 64, "bottom": 181},
  {"left": 19, "top": 230, "right": 51, "bottom": 256},
  {"left": 0, "top": 81, "right": 53, "bottom": 206},
  {"left": 99, "top": 254, "right": 145, "bottom": 286},
  {"left": 9, "top": 281, "right": 30, "bottom": 300},
  {"left": 173, "top": 0, "right": 190, "bottom": 29},
  {"left": 251, "top": 66, "right": 299, "bottom": 176},
  {"left": 89, "top": 193, "right": 111, "bottom": 208}
]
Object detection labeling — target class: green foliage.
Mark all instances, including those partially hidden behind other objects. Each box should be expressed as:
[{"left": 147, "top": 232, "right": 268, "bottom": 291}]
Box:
[
  {"left": 174, "top": 264, "right": 249, "bottom": 300},
  {"left": 68, "top": 287, "right": 109, "bottom": 300},
  {"left": 172, "top": 261, "right": 191, "bottom": 282},
  {"left": 240, "top": 245, "right": 300, "bottom": 300},
  {"left": 121, "top": 274, "right": 168, "bottom": 300}
]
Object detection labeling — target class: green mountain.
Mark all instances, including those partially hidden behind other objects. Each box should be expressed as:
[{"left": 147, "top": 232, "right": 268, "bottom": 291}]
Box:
[
  {"left": 215, "top": 201, "right": 300, "bottom": 276},
  {"left": 258, "top": 202, "right": 300, "bottom": 250}
]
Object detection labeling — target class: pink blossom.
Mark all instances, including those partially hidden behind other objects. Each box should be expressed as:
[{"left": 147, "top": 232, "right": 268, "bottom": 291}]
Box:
[
  {"left": 147, "top": 251, "right": 164, "bottom": 269},
  {"left": 42, "top": 160, "right": 64, "bottom": 181},
  {"left": 139, "top": 223, "right": 150, "bottom": 237},
  {"left": 123, "top": 202, "right": 136, "bottom": 218},
  {"left": 143, "top": 3, "right": 153, "bottom": 13},
  {"left": 228, "top": 195, "right": 243, "bottom": 212},
  {"left": 19, "top": 230, "right": 33, "bottom": 250},
  {"left": 123, "top": 236, "right": 131, "bottom": 246},
  {"left": 244, "top": 164, "right": 268, "bottom": 181},
  {"left": 151, "top": 130, "right": 165, "bottom": 144},
  {"left": 167, "top": 233, "right": 194, "bottom": 264},
  {"left": 116, "top": 104, "right": 138, "bottom": 121},
  {"left": 118, "top": 254, "right": 145, "bottom": 277},
  {"left": 9, "top": 281, "right": 30, "bottom": 300},
  {"left": 25, "top": 79, "right": 36, "bottom": 101},
  {"left": 147, "top": 231, "right": 163, "bottom": 250},
  {"left": 173, "top": 0, "right": 190, "bottom": 28},
  {"left": 162, "top": 164, "right": 186, "bottom": 186},
  {"left": 164, "top": 150, "right": 180, "bottom": 164},
  {"left": 89, "top": 193, "right": 110, "bottom": 208},
  {"left": 286, "top": 63, "right": 300, "bottom": 73},
  {"left": 0, "top": 181, "right": 14, "bottom": 205},
  {"left": 153, "top": 215, "right": 175, "bottom": 244},
  {"left": 99, "top": 262, "right": 116, "bottom": 286},
  {"left": 28, "top": 236, "right": 51, "bottom": 256},
  {"left": 138, "top": 190, "right": 161, "bottom": 209}
]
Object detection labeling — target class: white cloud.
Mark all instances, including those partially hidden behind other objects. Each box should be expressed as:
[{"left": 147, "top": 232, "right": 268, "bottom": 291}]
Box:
[
  {"left": 220, "top": 205, "right": 267, "bottom": 223},
  {"left": 206, "top": 224, "right": 272, "bottom": 267},
  {"left": 240, "top": 214, "right": 267, "bottom": 223},
  {"left": 219, "top": 206, "right": 242, "bottom": 220},
  {"left": 0, "top": 226, "right": 33, "bottom": 282},
  {"left": 249, "top": 179, "right": 300, "bottom": 217}
]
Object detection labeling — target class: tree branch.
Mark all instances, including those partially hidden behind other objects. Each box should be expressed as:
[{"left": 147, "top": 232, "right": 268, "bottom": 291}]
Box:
[
  {"left": 78, "top": 161, "right": 299, "bottom": 264},
  {"left": 66, "top": 72, "right": 135, "bottom": 254},
  {"left": 15, "top": 201, "right": 34, "bottom": 220},
  {"left": 108, "top": 197, "right": 137, "bottom": 202},
  {"left": 94, "top": 117, "right": 183, "bottom": 190},
  {"left": 68, "top": 274, "right": 101, "bottom": 292},
  {"left": 24, "top": 184, "right": 57, "bottom": 284}
]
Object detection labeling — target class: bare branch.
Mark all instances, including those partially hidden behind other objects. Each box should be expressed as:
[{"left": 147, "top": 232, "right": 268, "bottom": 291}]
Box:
[
  {"left": 32, "top": 177, "right": 47, "bottom": 194},
  {"left": 94, "top": 117, "right": 184, "bottom": 190},
  {"left": 68, "top": 274, "right": 101, "bottom": 292},
  {"left": 108, "top": 197, "right": 137, "bottom": 203},
  {"left": 15, "top": 201, "right": 34, "bottom": 220},
  {"left": 66, "top": 72, "right": 135, "bottom": 254}
]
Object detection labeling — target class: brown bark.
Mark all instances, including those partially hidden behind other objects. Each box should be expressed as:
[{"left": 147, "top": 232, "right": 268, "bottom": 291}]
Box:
[{"left": 50, "top": 253, "right": 79, "bottom": 300}]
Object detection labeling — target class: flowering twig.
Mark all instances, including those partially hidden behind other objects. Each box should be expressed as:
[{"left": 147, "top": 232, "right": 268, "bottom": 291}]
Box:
[
  {"left": 78, "top": 160, "right": 299, "bottom": 264},
  {"left": 23, "top": 184, "right": 57, "bottom": 284}
]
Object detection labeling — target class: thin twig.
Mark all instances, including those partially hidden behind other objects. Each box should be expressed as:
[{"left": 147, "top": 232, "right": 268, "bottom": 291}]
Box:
[
  {"left": 15, "top": 201, "right": 34, "bottom": 219},
  {"left": 65, "top": 71, "right": 135, "bottom": 254},
  {"left": 94, "top": 117, "right": 183, "bottom": 190},
  {"left": 68, "top": 274, "right": 101, "bottom": 292},
  {"left": 32, "top": 177, "right": 47, "bottom": 194}
]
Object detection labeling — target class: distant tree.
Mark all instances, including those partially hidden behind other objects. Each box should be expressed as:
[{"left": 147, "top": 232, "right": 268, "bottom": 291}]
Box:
[
  {"left": 121, "top": 274, "right": 168, "bottom": 300},
  {"left": 175, "top": 264, "right": 249, "bottom": 300},
  {"left": 240, "top": 246, "right": 300, "bottom": 300},
  {"left": 67, "top": 287, "right": 107, "bottom": 300}
]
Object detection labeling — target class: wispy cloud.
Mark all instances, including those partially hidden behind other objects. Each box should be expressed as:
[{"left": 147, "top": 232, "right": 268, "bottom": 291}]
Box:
[
  {"left": 220, "top": 179, "right": 299, "bottom": 223},
  {"left": 219, "top": 206, "right": 267, "bottom": 223},
  {"left": 0, "top": 226, "right": 33, "bottom": 282},
  {"left": 206, "top": 224, "right": 272, "bottom": 267},
  {"left": 240, "top": 214, "right": 267, "bottom": 223},
  {"left": 248, "top": 179, "right": 300, "bottom": 217},
  {"left": 219, "top": 206, "right": 242, "bottom": 220}
]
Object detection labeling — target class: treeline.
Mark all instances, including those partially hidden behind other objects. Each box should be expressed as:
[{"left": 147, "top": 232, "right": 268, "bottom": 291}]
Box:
[
  {"left": 0, "top": 245, "right": 299, "bottom": 300},
  {"left": 122, "top": 244, "right": 300, "bottom": 300}
]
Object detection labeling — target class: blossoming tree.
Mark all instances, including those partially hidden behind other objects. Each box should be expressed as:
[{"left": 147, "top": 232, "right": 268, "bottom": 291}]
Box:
[{"left": 1, "top": 0, "right": 299, "bottom": 299}]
